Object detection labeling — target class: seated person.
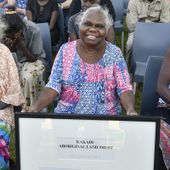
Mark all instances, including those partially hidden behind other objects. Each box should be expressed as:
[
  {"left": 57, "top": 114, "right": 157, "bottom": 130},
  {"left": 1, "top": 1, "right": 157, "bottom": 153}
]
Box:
[
  {"left": 69, "top": 0, "right": 116, "bottom": 21},
  {"left": 126, "top": 0, "right": 170, "bottom": 67},
  {"left": 0, "top": 0, "right": 27, "bottom": 17},
  {"left": 0, "top": 18, "right": 25, "bottom": 169},
  {"left": 0, "top": 0, "right": 15, "bottom": 8},
  {"left": 61, "top": 0, "right": 73, "bottom": 39},
  {"left": 156, "top": 49, "right": 170, "bottom": 124},
  {"left": 68, "top": 0, "right": 115, "bottom": 43},
  {"left": 23, "top": 6, "right": 170, "bottom": 169},
  {"left": 23, "top": 5, "right": 137, "bottom": 116},
  {"left": 2, "top": 10, "right": 46, "bottom": 107},
  {"left": 26, "top": 0, "right": 59, "bottom": 45}
]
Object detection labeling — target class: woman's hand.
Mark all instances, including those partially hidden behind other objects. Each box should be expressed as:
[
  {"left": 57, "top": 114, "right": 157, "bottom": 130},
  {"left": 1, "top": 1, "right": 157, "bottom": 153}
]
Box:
[
  {"left": 126, "top": 110, "right": 138, "bottom": 116},
  {"left": 3, "top": 37, "right": 16, "bottom": 51},
  {"left": 21, "top": 105, "right": 38, "bottom": 112}
]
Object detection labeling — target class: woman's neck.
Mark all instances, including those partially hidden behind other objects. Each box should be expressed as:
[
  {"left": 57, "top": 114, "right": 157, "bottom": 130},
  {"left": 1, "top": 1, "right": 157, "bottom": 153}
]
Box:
[
  {"left": 79, "top": 39, "right": 106, "bottom": 54},
  {"left": 77, "top": 39, "right": 106, "bottom": 64}
]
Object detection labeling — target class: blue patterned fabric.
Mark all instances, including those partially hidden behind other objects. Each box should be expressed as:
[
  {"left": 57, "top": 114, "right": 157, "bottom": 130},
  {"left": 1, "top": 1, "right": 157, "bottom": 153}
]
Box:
[
  {"left": 16, "top": 0, "right": 27, "bottom": 9},
  {"left": 46, "top": 41, "right": 132, "bottom": 115}
]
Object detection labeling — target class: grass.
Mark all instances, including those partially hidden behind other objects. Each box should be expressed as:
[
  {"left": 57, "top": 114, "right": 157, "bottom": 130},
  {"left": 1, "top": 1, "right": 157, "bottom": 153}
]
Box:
[{"left": 9, "top": 20, "right": 143, "bottom": 164}]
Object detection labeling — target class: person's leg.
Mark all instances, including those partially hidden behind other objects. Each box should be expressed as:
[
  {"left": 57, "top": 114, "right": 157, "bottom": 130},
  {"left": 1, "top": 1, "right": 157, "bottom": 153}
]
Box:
[
  {"left": 126, "top": 32, "right": 134, "bottom": 71},
  {"left": 19, "top": 60, "right": 45, "bottom": 106},
  {"left": 0, "top": 120, "right": 11, "bottom": 170}
]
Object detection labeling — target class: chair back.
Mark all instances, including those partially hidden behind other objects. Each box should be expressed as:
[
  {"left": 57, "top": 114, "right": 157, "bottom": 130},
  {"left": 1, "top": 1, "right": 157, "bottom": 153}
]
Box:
[
  {"left": 133, "top": 22, "right": 170, "bottom": 67},
  {"left": 36, "top": 22, "right": 52, "bottom": 73},
  {"left": 132, "top": 22, "right": 170, "bottom": 82},
  {"left": 122, "top": 0, "right": 129, "bottom": 14},
  {"left": 111, "top": 0, "right": 124, "bottom": 32},
  {"left": 111, "top": 0, "right": 124, "bottom": 23},
  {"left": 140, "top": 56, "right": 164, "bottom": 115}
]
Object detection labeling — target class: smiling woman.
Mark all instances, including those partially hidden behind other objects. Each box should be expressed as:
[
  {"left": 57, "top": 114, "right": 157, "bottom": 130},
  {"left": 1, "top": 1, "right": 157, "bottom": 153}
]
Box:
[
  {"left": 0, "top": 17, "right": 25, "bottom": 169},
  {"left": 23, "top": 5, "right": 137, "bottom": 117},
  {"left": 68, "top": 0, "right": 115, "bottom": 43}
]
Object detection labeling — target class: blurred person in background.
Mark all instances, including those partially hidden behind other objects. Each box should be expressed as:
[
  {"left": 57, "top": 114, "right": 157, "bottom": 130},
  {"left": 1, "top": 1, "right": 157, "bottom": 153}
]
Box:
[
  {"left": 23, "top": 5, "right": 137, "bottom": 116},
  {"left": 2, "top": 9, "right": 46, "bottom": 107},
  {"left": 68, "top": 0, "right": 115, "bottom": 43},
  {"left": 26, "top": 0, "right": 59, "bottom": 45},
  {"left": 126, "top": 0, "right": 170, "bottom": 68},
  {"left": 0, "top": 17, "right": 25, "bottom": 169}
]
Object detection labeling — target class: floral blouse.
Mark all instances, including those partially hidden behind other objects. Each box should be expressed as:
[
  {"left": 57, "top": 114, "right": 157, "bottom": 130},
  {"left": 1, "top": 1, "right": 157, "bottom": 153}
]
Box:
[{"left": 0, "top": 43, "right": 25, "bottom": 127}]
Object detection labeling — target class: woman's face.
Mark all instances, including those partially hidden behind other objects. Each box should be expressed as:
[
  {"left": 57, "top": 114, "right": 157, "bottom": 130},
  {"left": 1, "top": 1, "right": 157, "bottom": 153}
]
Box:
[
  {"left": 79, "top": 11, "right": 107, "bottom": 46},
  {"left": 3, "top": 30, "right": 23, "bottom": 51}
]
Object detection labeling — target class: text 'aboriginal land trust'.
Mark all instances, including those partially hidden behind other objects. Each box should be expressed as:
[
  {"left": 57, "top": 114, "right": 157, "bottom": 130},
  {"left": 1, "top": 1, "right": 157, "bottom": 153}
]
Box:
[{"left": 59, "top": 140, "right": 113, "bottom": 150}]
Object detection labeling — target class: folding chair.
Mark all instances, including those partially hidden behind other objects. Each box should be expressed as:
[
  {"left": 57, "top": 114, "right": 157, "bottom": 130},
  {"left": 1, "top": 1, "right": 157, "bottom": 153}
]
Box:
[
  {"left": 111, "top": 0, "right": 124, "bottom": 52},
  {"left": 122, "top": 0, "right": 129, "bottom": 14},
  {"left": 37, "top": 22, "right": 52, "bottom": 74},
  {"left": 132, "top": 22, "right": 170, "bottom": 83},
  {"left": 140, "top": 56, "right": 164, "bottom": 115}
]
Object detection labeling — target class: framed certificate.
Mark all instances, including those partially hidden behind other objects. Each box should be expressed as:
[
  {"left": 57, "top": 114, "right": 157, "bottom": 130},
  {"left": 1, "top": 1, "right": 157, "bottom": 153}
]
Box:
[{"left": 15, "top": 113, "right": 160, "bottom": 170}]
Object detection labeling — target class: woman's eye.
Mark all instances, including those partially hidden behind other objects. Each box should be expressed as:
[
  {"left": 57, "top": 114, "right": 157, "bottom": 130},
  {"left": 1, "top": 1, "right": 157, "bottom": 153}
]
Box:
[
  {"left": 96, "top": 24, "right": 105, "bottom": 29},
  {"left": 83, "top": 22, "right": 92, "bottom": 27}
]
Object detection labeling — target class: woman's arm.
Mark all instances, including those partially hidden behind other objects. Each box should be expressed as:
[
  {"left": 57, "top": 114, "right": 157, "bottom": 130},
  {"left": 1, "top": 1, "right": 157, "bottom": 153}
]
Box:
[
  {"left": 16, "top": 7, "right": 26, "bottom": 16},
  {"left": 61, "top": 0, "right": 72, "bottom": 9},
  {"left": 23, "top": 87, "right": 58, "bottom": 112},
  {"left": 120, "top": 91, "right": 137, "bottom": 115},
  {"left": 106, "top": 26, "right": 115, "bottom": 44},
  {"left": 26, "top": 10, "right": 33, "bottom": 21},
  {"left": 15, "top": 37, "right": 38, "bottom": 62},
  {"left": 0, "top": 0, "right": 7, "bottom": 8},
  {"left": 49, "top": 10, "right": 58, "bottom": 30},
  {"left": 157, "top": 50, "right": 170, "bottom": 103}
]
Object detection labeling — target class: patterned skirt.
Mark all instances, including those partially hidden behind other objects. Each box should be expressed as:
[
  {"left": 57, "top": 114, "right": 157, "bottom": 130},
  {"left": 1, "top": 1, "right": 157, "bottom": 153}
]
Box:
[
  {"left": 160, "top": 120, "right": 170, "bottom": 169},
  {"left": 19, "top": 60, "right": 45, "bottom": 106},
  {"left": 0, "top": 120, "right": 11, "bottom": 170}
]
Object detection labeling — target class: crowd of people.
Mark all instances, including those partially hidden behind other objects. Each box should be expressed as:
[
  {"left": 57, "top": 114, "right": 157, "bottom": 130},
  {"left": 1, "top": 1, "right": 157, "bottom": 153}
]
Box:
[{"left": 0, "top": 0, "right": 170, "bottom": 169}]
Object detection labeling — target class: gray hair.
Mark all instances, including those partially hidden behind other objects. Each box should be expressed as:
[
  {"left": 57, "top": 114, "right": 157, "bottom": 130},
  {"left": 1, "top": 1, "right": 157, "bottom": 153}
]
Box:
[
  {"left": 0, "top": 17, "right": 7, "bottom": 41},
  {"left": 78, "top": 5, "right": 113, "bottom": 32}
]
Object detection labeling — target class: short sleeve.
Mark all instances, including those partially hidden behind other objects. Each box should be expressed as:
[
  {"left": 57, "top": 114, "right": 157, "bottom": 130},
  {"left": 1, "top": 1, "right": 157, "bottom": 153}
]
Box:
[
  {"left": 51, "top": 0, "right": 59, "bottom": 12},
  {"left": 68, "top": 14, "right": 77, "bottom": 35},
  {"left": 113, "top": 48, "right": 133, "bottom": 96},
  {"left": 28, "top": 24, "right": 46, "bottom": 61},
  {"left": 46, "top": 45, "right": 64, "bottom": 94},
  {"left": 26, "top": 0, "right": 33, "bottom": 11},
  {"left": 0, "top": 44, "right": 25, "bottom": 106}
]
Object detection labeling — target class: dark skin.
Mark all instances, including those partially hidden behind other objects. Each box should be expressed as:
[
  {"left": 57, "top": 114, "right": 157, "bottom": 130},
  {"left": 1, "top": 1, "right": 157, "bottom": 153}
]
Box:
[
  {"left": 3, "top": 31, "right": 37, "bottom": 62},
  {"left": 26, "top": 0, "right": 58, "bottom": 31},
  {"left": 23, "top": 10, "right": 137, "bottom": 115},
  {"left": 157, "top": 49, "right": 170, "bottom": 105},
  {"left": 69, "top": 0, "right": 115, "bottom": 43}
]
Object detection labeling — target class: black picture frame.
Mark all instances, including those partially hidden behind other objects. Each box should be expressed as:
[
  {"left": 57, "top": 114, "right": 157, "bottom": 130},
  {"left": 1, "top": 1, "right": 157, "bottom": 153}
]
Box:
[{"left": 15, "top": 113, "right": 160, "bottom": 170}]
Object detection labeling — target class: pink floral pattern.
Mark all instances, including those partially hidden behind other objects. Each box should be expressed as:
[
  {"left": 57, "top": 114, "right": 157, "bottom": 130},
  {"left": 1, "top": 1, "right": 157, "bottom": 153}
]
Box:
[
  {"left": 0, "top": 43, "right": 25, "bottom": 127},
  {"left": 160, "top": 120, "right": 170, "bottom": 169},
  {"left": 47, "top": 41, "right": 132, "bottom": 114}
]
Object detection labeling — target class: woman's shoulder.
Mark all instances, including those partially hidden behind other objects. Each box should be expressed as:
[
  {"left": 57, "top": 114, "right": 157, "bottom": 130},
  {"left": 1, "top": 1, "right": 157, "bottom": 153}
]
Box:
[
  {"left": 0, "top": 43, "right": 16, "bottom": 66},
  {"left": 60, "top": 40, "right": 77, "bottom": 50},
  {"left": 102, "top": 42, "right": 124, "bottom": 65},
  {"left": 105, "top": 42, "right": 122, "bottom": 56},
  {"left": 0, "top": 43, "right": 11, "bottom": 56}
]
